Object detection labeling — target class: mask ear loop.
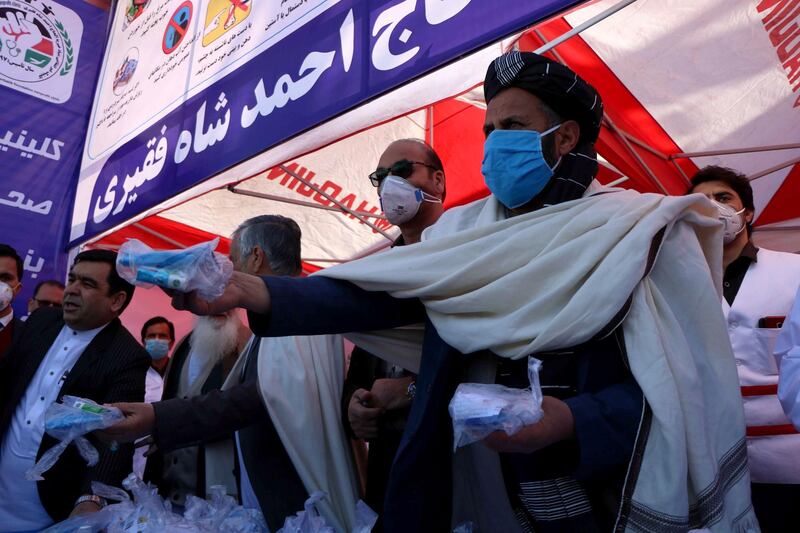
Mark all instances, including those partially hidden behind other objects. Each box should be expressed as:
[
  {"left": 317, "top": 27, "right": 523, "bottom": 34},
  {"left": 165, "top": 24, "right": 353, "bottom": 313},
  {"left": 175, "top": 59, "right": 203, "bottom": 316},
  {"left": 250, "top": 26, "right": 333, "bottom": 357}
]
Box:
[
  {"left": 540, "top": 123, "right": 563, "bottom": 173},
  {"left": 733, "top": 207, "right": 748, "bottom": 238}
]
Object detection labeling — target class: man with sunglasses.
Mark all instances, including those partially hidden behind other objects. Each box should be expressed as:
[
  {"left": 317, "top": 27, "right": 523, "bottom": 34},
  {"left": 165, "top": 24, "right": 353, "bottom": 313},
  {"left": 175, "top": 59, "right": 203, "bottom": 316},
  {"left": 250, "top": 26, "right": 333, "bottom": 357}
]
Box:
[
  {"left": 26, "top": 280, "right": 65, "bottom": 317},
  {"left": 344, "top": 139, "right": 445, "bottom": 521},
  {"left": 369, "top": 140, "right": 445, "bottom": 242},
  {"left": 164, "top": 52, "right": 754, "bottom": 532}
]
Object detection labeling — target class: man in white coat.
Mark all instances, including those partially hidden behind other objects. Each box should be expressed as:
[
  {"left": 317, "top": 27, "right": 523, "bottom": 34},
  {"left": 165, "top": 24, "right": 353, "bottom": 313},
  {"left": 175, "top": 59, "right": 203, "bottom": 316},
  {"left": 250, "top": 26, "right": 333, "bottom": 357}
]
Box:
[
  {"left": 689, "top": 165, "right": 800, "bottom": 532},
  {"left": 776, "top": 287, "right": 800, "bottom": 430}
]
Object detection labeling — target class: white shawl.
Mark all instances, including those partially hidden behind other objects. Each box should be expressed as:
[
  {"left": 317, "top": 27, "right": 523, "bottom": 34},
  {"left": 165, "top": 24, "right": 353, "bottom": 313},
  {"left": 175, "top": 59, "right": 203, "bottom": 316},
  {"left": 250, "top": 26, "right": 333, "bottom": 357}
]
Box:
[
  {"left": 222, "top": 335, "right": 359, "bottom": 532},
  {"left": 318, "top": 189, "right": 758, "bottom": 532}
]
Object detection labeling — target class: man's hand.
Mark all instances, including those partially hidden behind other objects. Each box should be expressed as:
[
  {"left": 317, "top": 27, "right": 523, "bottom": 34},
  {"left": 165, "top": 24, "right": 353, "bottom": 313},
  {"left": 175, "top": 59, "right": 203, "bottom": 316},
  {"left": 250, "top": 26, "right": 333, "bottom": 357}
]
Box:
[
  {"left": 70, "top": 500, "right": 101, "bottom": 517},
  {"left": 95, "top": 402, "right": 156, "bottom": 444},
  {"left": 369, "top": 377, "right": 413, "bottom": 411},
  {"left": 348, "top": 389, "right": 384, "bottom": 440},
  {"left": 483, "top": 396, "right": 575, "bottom": 454},
  {"left": 167, "top": 271, "right": 270, "bottom": 315}
]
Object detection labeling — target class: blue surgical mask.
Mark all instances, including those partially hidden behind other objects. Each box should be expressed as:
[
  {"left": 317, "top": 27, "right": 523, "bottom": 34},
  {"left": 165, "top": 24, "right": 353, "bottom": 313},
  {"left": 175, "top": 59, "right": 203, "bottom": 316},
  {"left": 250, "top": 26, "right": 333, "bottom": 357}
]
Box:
[
  {"left": 481, "top": 125, "right": 561, "bottom": 209},
  {"left": 145, "top": 338, "right": 170, "bottom": 360}
]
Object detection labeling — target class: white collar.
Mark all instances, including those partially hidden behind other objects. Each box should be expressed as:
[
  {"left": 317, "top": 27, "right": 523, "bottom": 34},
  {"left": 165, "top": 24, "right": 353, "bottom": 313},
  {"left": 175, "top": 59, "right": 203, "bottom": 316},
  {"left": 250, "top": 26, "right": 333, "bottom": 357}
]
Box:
[
  {"left": 0, "top": 309, "right": 14, "bottom": 329},
  {"left": 64, "top": 322, "right": 109, "bottom": 341}
]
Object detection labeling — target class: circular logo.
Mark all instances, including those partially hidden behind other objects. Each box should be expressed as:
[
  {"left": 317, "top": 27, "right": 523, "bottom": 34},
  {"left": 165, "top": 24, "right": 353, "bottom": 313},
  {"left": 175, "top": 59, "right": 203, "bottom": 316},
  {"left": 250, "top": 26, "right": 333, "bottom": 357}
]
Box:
[
  {"left": 0, "top": 0, "right": 71, "bottom": 83},
  {"left": 163, "top": 1, "right": 193, "bottom": 54}
]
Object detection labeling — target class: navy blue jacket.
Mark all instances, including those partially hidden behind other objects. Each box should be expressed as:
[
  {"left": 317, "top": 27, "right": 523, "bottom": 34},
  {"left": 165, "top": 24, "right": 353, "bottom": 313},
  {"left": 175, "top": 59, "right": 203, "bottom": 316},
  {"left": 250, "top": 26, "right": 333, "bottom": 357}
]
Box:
[{"left": 248, "top": 276, "right": 642, "bottom": 532}]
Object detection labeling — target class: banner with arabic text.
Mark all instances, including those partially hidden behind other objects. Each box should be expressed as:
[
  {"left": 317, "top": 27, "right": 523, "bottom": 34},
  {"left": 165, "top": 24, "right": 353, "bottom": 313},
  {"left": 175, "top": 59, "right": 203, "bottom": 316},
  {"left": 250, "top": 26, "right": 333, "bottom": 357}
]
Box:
[
  {"left": 69, "top": 0, "right": 579, "bottom": 246},
  {"left": 0, "top": 0, "right": 108, "bottom": 317}
]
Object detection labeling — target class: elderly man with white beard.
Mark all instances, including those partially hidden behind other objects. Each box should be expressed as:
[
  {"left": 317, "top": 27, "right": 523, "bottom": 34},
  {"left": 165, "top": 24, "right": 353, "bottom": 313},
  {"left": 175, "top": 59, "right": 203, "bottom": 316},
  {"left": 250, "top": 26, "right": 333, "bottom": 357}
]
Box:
[
  {"left": 141, "top": 308, "right": 250, "bottom": 507},
  {"left": 100, "top": 215, "right": 360, "bottom": 531}
]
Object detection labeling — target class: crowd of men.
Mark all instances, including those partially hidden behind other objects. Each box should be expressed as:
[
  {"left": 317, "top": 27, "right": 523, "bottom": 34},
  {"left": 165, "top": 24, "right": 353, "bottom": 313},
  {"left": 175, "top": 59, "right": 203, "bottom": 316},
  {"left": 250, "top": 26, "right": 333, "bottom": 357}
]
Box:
[{"left": 1, "top": 51, "right": 800, "bottom": 533}]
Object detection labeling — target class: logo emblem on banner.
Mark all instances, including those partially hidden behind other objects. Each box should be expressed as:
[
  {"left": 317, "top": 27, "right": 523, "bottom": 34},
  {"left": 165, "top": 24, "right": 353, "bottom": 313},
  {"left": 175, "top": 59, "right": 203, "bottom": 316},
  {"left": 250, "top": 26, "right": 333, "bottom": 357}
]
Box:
[
  {"left": 0, "top": 0, "right": 82, "bottom": 103},
  {"left": 202, "top": 0, "right": 250, "bottom": 47},
  {"left": 163, "top": 2, "right": 193, "bottom": 54}
]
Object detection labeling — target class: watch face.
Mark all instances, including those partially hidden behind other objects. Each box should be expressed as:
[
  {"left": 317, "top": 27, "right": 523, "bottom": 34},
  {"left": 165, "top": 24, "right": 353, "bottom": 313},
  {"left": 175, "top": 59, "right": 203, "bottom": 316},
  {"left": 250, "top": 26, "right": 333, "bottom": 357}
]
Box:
[{"left": 407, "top": 382, "right": 417, "bottom": 399}]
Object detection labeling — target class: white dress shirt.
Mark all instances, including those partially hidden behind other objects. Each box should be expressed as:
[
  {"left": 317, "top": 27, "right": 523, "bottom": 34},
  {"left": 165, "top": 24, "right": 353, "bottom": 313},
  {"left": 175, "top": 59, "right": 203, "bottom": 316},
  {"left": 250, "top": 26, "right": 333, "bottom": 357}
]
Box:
[
  {"left": 0, "top": 309, "right": 14, "bottom": 329},
  {"left": 777, "top": 287, "right": 800, "bottom": 430},
  {"left": 132, "top": 367, "right": 164, "bottom": 479},
  {"left": 0, "top": 323, "right": 106, "bottom": 532}
]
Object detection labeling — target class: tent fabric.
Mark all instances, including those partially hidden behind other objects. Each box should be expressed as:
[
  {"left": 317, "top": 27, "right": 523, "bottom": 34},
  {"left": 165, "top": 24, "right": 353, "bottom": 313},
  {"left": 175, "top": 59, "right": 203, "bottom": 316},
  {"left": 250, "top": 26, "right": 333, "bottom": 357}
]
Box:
[{"left": 98, "top": 0, "right": 800, "bottom": 263}]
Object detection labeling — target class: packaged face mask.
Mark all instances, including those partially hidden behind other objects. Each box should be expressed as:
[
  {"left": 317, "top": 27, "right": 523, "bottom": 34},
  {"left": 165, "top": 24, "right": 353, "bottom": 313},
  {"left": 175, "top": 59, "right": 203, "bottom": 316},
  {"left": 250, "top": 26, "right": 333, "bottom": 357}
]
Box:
[
  {"left": 26, "top": 396, "right": 125, "bottom": 481},
  {"left": 448, "top": 357, "right": 543, "bottom": 450},
  {"left": 116, "top": 238, "right": 233, "bottom": 301}
]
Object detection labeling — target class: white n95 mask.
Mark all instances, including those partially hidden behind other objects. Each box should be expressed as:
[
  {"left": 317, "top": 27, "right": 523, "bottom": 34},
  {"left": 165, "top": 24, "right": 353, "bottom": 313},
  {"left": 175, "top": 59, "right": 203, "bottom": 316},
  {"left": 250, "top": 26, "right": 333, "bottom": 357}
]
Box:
[
  {"left": 378, "top": 175, "right": 441, "bottom": 225},
  {"left": 712, "top": 200, "right": 746, "bottom": 244}
]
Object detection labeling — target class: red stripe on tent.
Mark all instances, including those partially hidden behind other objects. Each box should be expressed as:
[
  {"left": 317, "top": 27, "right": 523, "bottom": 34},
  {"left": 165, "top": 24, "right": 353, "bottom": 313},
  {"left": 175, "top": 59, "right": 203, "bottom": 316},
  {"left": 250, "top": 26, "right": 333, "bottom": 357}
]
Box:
[
  {"left": 519, "top": 21, "right": 699, "bottom": 195},
  {"left": 755, "top": 163, "right": 800, "bottom": 226},
  {"left": 431, "top": 98, "right": 490, "bottom": 209}
]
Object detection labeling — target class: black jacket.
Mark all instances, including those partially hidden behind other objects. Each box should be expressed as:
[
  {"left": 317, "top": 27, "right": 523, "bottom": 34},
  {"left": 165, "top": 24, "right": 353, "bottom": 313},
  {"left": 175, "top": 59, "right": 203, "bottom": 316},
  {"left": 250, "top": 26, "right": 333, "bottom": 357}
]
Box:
[{"left": 0, "top": 307, "right": 150, "bottom": 521}]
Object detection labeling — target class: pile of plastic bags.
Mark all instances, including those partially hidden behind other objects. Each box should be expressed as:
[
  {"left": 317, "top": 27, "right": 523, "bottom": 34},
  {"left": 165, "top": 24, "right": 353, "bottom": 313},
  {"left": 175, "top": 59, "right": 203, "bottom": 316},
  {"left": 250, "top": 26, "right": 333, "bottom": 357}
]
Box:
[
  {"left": 277, "top": 492, "right": 377, "bottom": 533},
  {"left": 26, "top": 396, "right": 125, "bottom": 481},
  {"left": 43, "top": 474, "right": 268, "bottom": 533},
  {"left": 116, "top": 238, "right": 233, "bottom": 301},
  {"left": 44, "top": 477, "right": 379, "bottom": 533},
  {"left": 448, "top": 357, "right": 544, "bottom": 450}
]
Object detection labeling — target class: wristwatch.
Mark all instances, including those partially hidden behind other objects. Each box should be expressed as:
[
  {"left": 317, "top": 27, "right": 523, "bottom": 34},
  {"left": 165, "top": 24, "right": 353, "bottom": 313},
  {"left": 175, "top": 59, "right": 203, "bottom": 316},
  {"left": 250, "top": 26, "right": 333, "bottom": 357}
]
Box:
[
  {"left": 74, "top": 494, "right": 106, "bottom": 509},
  {"left": 406, "top": 380, "right": 417, "bottom": 401}
]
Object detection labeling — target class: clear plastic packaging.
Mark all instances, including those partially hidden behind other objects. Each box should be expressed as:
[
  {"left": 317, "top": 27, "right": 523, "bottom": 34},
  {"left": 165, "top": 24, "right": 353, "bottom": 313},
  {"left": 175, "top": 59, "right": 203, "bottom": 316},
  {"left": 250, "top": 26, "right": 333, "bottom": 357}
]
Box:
[
  {"left": 352, "top": 500, "right": 378, "bottom": 533},
  {"left": 116, "top": 238, "right": 233, "bottom": 301},
  {"left": 26, "top": 396, "right": 125, "bottom": 480},
  {"left": 43, "top": 475, "right": 268, "bottom": 533},
  {"left": 278, "top": 491, "right": 335, "bottom": 533},
  {"left": 448, "top": 357, "right": 543, "bottom": 450}
]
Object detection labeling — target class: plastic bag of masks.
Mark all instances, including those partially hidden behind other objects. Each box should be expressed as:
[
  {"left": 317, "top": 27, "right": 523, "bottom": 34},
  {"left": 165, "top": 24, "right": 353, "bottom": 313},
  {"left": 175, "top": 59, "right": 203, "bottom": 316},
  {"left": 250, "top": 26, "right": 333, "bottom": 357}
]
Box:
[
  {"left": 26, "top": 396, "right": 124, "bottom": 481},
  {"left": 116, "top": 238, "right": 233, "bottom": 301},
  {"left": 42, "top": 474, "right": 268, "bottom": 533},
  {"left": 448, "top": 357, "right": 543, "bottom": 450}
]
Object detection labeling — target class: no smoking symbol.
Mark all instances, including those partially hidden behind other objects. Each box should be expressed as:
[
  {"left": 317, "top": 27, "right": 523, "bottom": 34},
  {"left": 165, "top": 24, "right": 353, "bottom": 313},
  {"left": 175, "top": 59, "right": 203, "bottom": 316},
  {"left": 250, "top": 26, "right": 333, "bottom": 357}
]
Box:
[{"left": 163, "top": 1, "right": 193, "bottom": 54}]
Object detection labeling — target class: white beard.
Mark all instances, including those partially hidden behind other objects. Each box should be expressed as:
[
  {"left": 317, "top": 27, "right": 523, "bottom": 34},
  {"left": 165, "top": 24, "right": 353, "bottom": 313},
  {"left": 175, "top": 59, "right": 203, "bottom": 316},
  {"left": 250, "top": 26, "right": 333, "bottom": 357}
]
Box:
[{"left": 189, "top": 313, "right": 241, "bottom": 370}]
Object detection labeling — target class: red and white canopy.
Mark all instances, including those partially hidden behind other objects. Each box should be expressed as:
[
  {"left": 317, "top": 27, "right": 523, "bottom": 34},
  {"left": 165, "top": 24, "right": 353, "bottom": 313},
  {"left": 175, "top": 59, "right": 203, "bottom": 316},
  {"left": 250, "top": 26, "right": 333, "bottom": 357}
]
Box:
[{"left": 96, "top": 0, "right": 800, "bottom": 261}]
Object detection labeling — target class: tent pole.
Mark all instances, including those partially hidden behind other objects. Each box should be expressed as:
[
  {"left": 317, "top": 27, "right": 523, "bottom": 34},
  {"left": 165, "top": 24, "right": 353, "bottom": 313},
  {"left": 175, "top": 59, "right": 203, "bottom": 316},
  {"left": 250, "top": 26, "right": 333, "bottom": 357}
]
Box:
[
  {"left": 278, "top": 165, "right": 395, "bottom": 240},
  {"left": 603, "top": 115, "right": 669, "bottom": 194},
  {"left": 132, "top": 223, "right": 188, "bottom": 249},
  {"left": 532, "top": 0, "right": 639, "bottom": 55},
  {"left": 747, "top": 155, "right": 800, "bottom": 182},
  {"left": 754, "top": 225, "right": 800, "bottom": 232},
  {"left": 605, "top": 176, "right": 629, "bottom": 187},
  {"left": 671, "top": 143, "right": 800, "bottom": 159},
  {"left": 670, "top": 159, "right": 691, "bottom": 186},
  {"left": 227, "top": 186, "right": 388, "bottom": 219}
]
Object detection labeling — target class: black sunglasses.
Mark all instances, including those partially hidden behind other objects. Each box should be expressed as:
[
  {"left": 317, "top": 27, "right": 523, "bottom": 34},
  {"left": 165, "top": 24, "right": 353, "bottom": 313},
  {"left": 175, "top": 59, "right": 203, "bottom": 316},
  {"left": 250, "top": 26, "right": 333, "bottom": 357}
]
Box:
[
  {"left": 34, "top": 298, "right": 62, "bottom": 308},
  {"left": 369, "top": 159, "right": 438, "bottom": 187}
]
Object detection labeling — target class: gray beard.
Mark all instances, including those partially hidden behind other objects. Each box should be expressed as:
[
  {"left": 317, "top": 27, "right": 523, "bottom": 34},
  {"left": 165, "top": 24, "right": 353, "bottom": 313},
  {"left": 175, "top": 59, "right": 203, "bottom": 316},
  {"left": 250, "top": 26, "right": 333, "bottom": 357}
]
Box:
[{"left": 189, "top": 315, "right": 241, "bottom": 368}]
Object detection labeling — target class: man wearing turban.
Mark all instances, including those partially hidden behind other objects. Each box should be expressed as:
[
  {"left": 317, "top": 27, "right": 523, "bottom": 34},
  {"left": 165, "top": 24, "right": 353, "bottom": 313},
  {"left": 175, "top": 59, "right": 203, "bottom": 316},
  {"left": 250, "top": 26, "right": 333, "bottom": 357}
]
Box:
[{"left": 160, "top": 53, "right": 756, "bottom": 532}]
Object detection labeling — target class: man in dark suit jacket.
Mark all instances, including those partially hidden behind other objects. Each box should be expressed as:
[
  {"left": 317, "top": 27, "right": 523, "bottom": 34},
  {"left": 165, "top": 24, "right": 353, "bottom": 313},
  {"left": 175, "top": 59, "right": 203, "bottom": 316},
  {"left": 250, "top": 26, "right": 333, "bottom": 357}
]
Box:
[
  {"left": 0, "top": 249, "right": 149, "bottom": 531},
  {"left": 99, "top": 216, "right": 317, "bottom": 530},
  {"left": 0, "top": 244, "right": 26, "bottom": 359}
]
